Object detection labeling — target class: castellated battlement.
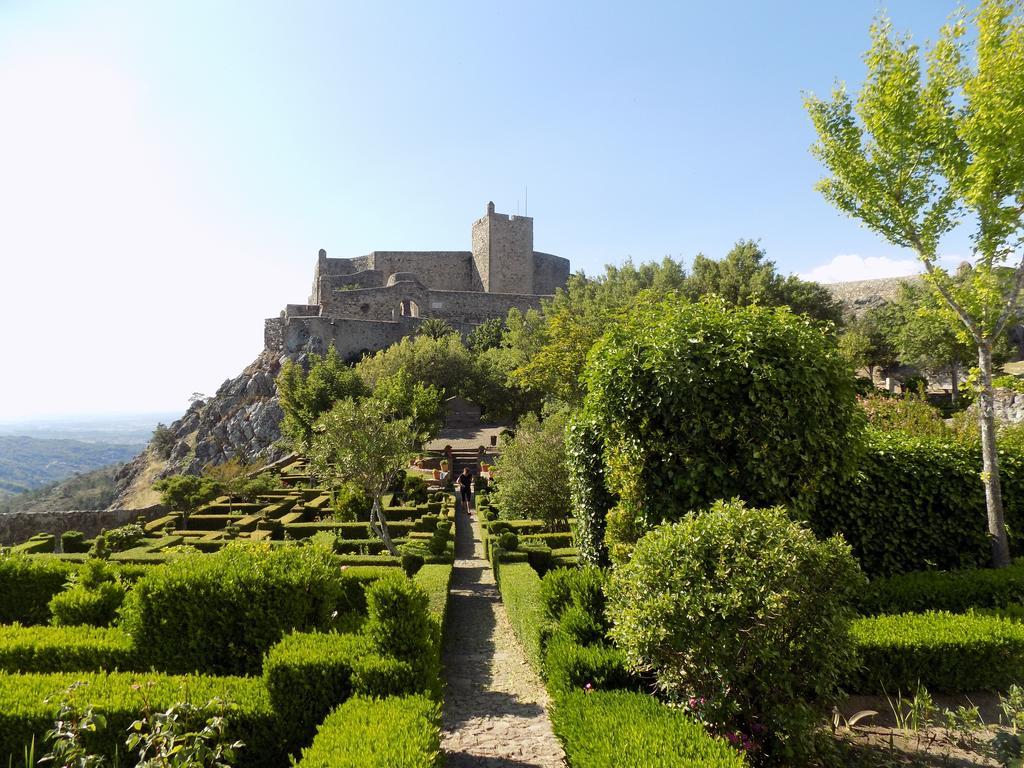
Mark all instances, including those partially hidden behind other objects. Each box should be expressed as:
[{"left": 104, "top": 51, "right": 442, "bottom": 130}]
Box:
[{"left": 267, "top": 202, "right": 569, "bottom": 360}]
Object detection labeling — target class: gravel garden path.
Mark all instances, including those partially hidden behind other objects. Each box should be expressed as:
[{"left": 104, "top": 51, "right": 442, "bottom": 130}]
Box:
[{"left": 440, "top": 501, "right": 567, "bottom": 768}]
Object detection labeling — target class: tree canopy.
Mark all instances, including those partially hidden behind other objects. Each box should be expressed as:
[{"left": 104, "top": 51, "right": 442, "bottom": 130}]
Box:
[{"left": 806, "top": 0, "right": 1024, "bottom": 565}]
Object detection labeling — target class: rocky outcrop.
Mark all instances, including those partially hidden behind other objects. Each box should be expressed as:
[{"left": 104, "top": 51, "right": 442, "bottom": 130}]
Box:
[
  {"left": 112, "top": 350, "right": 294, "bottom": 507},
  {"left": 825, "top": 276, "right": 921, "bottom": 316}
]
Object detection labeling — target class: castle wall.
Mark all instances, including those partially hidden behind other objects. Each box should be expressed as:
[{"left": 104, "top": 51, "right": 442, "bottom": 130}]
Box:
[
  {"left": 368, "top": 252, "right": 474, "bottom": 291},
  {"left": 426, "top": 290, "right": 545, "bottom": 325},
  {"left": 266, "top": 315, "right": 416, "bottom": 362},
  {"left": 532, "top": 251, "right": 571, "bottom": 296},
  {"left": 321, "top": 283, "right": 431, "bottom": 323}
]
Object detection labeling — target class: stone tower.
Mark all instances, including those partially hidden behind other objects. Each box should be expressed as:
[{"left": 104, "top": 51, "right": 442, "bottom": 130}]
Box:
[{"left": 471, "top": 201, "right": 534, "bottom": 294}]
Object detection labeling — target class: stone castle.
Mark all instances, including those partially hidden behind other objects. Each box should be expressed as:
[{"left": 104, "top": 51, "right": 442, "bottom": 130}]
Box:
[{"left": 264, "top": 202, "right": 570, "bottom": 360}]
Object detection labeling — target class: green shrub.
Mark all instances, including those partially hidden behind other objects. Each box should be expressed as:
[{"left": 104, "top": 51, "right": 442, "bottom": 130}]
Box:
[
  {"left": 351, "top": 655, "right": 419, "bottom": 697},
  {"left": 0, "top": 672, "right": 282, "bottom": 768},
  {"left": 550, "top": 690, "right": 747, "bottom": 768},
  {"left": 49, "top": 580, "right": 126, "bottom": 627},
  {"left": 120, "top": 544, "right": 354, "bottom": 674},
  {"left": 582, "top": 296, "right": 860, "bottom": 563},
  {"left": 295, "top": 695, "right": 442, "bottom": 768},
  {"left": 12, "top": 533, "right": 54, "bottom": 554},
  {"left": 262, "top": 630, "right": 364, "bottom": 740},
  {"left": 332, "top": 481, "right": 372, "bottom": 522},
  {"left": 805, "top": 430, "right": 1024, "bottom": 576},
  {"left": 403, "top": 474, "right": 429, "bottom": 505},
  {"left": 60, "top": 531, "right": 89, "bottom": 553},
  {"left": 0, "top": 553, "right": 73, "bottom": 624},
  {"left": 494, "top": 562, "right": 546, "bottom": 673},
  {"left": 607, "top": 501, "right": 863, "bottom": 764},
  {"left": 860, "top": 561, "right": 1024, "bottom": 615},
  {"left": 566, "top": 413, "right": 616, "bottom": 566},
  {"left": 103, "top": 523, "right": 144, "bottom": 552},
  {"left": 545, "top": 636, "right": 640, "bottom": 694},
  {"left": 849, "top": 611, "right": 1024, "bottom": 693},
  {"left": 364, "top": 574, "right": 440, "bottom": 696},
  {"left": 492, "top": 411, "right": 571, "bottom": 531},
  {"left": 520, "top": 540, "right": 553, "bottom": 575},
  {"left": 412, "top": 564, "right": 452, "bottom": 624},
  {"left": 497, "top": 531, "right": 519, "bottom": 551},
  {"left": 0, "top": 624, "right": 136, "bottom": 672},
  {"left": 541, "top": 565, "right": 607, "bottom": 623}
]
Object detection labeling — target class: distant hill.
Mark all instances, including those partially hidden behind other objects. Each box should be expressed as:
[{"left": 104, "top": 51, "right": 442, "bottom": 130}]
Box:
[
  {"left": 0, "top": 464, "right": 123, "bottom": 514},
  {"left": 0, "top": 435, "right": 143, "bottom": 497}
]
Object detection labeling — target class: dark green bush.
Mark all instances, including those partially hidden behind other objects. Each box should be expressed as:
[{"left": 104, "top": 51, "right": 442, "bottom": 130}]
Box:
[
  {"left": 541, "top": 566, "right": 608, "bottom": 623},
  {"left": 849, "top": 611, "right": 1024, "bottom": 693},
  {"left": 497, "top": 531, "right": 519, "bottom": 551},
  {"left": 49, "top": 580, "right": 126, "bottom": 627},
  {"left": 403, "top": 474, "right": 429, "bottom": 505},
  {"left": 103, "top": 523, "right": 144, "bottom": 552},
  {"left": 0, "top": 553, "right": 73, "bottom": 624},
  {"left": 0, "top": 624, "right": 135, "bottom": 672},
  {"left": 60, "top": 530, "right": 89, "bottom": 553},
  {"left": 12, "top": 533, "right": 54, "bottom": 554},
  {"left": 0, "top": 672, "right": 282, "bottom": 768},
  {"left": 120, "top": 544, "right": 354, "bottom": 674},
  {"left": 545, "top": 635, "right": 641, "bottom": 694},
  {"left": 295, "top": 695, "right": 442, "bottom": 768},
  {"left": 566, "top": 413, "right": 615, "bottom": 566},
  {"left": 364, "top": 573, "right": 440, "bottom": 696},
  {"left": 332, "top": 481, "right": 372, "bottom": 522},
  {"left": 351, "top": 655, "right": 419, "bottom": 697},
  {"left": 860, "top": 561, "right": 1024, "bottom": 615},
  {"left": 550, "top": 690, "right": 747, "bottom": 768},
  {"left": 520, "top": 540, "right": 553, "bottom": 575},
  {"left": 607, "top": 501, "right": 863, "bottom": 764},
  {"left": 262, "top": 630, "right": 364, "bottom": 740},
  {"left": 804, "top": 430, "right": 1024, "bottom": 576},
  {"left": 582, "top": 296, "right": 859, "bottom": 563}
]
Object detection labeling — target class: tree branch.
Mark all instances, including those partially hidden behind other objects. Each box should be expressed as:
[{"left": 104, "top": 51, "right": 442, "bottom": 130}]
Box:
[
  {"left": 909, "top": 232, "right": 984, "bottom": 344},
  {"left": 994, "top": 252, "right": 1024, "bottom": 338}
]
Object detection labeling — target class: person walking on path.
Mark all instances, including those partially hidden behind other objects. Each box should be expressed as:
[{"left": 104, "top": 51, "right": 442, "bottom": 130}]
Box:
[{"left": 456, "top": 466, "right": 473, "bottom": 516}]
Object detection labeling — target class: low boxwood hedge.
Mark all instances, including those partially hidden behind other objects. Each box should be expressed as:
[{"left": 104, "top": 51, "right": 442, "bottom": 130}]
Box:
[
  {"left": 263, "top": 631, "right": 365, "bottom": 741},
  {"left": 119, "top": 545, "right": 360, "bottom": 674},
  {"left": 493, "top": 562, "right": 546, "bottom": 673},
  {"left": 0, "top": 554, "right": 73, "bottom": 625},
  {"left": 294, "top": 695, "right": 442, "bottom": 767},
  {"left": 544, "top": 636, "right": 641, "bottom": 694},
  {"left": 550, "top": 690, "right": 746, "bottom": 767},
  {"left": 849, "top": 611, "right": 1024, "bottom": 692},
  {"left": 0, "top": 671, "right": 282, "bottom": 768},
  {"left": 0, "top": 624, "right": 136, "bottom": 673},
  {"left": 859, "top": 562, "right": 1024, "bottom": 615}
]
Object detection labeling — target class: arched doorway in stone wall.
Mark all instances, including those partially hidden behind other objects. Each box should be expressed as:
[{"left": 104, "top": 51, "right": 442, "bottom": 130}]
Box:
[{"left": 400, "top": 299, "right": 420, "bottom": 318}]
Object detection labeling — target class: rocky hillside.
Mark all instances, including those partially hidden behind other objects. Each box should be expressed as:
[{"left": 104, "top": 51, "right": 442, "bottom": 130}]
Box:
[
  {"left": 824, "top": 275, "right": 921, "bottom": 315},
  {"left": 112, "top": 349, "right": 290, "bottom": 508}
]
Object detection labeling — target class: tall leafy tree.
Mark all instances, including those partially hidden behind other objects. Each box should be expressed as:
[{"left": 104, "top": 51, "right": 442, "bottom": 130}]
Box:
[
  {"left": 684, "top": 240, "right": 843, "bottom": 325},
  {"left": 806, "top": 0, "right": 1024, "bottom": 565},
  {"left": 369, "top": 368, "right": 444, "bottom": 445},
  {"left": 276, "top": 347, "right": 367, "bottom": 452},
  {"left": 308, "top": 398, "right": 414, "bottom": 555}
]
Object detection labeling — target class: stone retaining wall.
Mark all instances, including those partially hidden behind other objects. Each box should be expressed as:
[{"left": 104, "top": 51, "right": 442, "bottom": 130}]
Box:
[{"left": 0, "top": 506, "right": 166, "bottom": 547}]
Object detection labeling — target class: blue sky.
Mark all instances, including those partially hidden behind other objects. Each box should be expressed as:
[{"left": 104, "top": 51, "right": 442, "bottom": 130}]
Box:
[{"left": 0, "top": 1, "right": 978, "bottom": 420}]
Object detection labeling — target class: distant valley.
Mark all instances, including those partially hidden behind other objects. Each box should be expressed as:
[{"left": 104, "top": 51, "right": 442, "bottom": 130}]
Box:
[{"left": 0, "top": 435, "right": 144, "bottom": 498}]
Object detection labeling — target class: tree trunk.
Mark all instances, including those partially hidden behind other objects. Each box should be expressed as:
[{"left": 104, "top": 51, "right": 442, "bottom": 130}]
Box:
[
  {"left": 978, "top": 343, "right": 1011, "bottom": 568},
  {"left": 950, "top": 360, "right": 959, "bottom": 404},
  {"left": 370, "top": 496, "right": 398, "bottom": 556}
]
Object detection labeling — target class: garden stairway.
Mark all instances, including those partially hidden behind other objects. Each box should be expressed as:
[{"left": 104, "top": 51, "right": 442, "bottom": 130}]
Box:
[{"left": 440, "top": 503, "right": 566, "bottom": 767}]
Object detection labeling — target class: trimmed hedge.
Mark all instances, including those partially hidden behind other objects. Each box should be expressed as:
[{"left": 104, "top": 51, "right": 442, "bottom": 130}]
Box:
[
  {"left": 0, "top": 624, "right": 136, "bottom": 672},
  {"left": 544, "top": 635, "right": 640, "bottom": 694},
  {"left": 860, "top": 561, "right": 1024, "bottom": 615},
  {"left": 806, "top": 431, "right": 1024, "bottom": 576},
  {"left": 493, "top": 562, "right": 546, "bottom": 673},
  {"left": 120, "top": 545, "right": 362, "bottom": 674},
  {"left": 550, "top": 690, "right": 747, "bottom": 767},
  {"left": 0, "top": 672, "right": 283, "bottom": 768},
  {"left": 0, "top": 554, "right": 73, "bottom": 624},
  {"left": 295, "top": 695, "right": 443, "bottom": 768},
  {"left": 849, "top": 611, "right": 1024, "bottom": 692},
  {"left": 49, "top": 581, "right": 126, "bottom": 627},
  {"left": 263, "top": 631, "right": 365, "bottom": 740},
  {"left": 413, "top": 564, "right": 452, "bottom": 624},
  {"left": 364, "top": 574, "right": 440, "bottom": 697}
]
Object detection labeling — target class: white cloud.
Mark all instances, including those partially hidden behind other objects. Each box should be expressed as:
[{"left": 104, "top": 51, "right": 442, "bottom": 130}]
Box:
[{"left": 799, "top": 254, "right": 922, "bottom": 284}]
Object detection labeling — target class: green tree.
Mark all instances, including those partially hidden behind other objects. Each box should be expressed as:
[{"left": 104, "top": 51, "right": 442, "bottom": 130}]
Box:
[
  {"left": 308, "top": 398, "right": 414, "bottom": 555},
  {"left": 491, "top": 410, "right": 571, "bottom": 531},
  {"left": 276, "top": 347, "right": 367, "bottom": 452},
  {"left": 415, "top": 318, "right": 456, "bottom": 340},
  {"left": 509, "top": 258, "right": 687, "bottom": 406},
  {"left": 369, "top": 368, "right": 444, "bottom": 445},
  {"left": 153, "top": 474, "right": 220, "bottom": 530},
  {"left": 203, "top": 458, "right": 278, "bottom": 514},
  {"left": 581, "top": 295, "right": 859, "bottom": 563},
  {"left": 845, "top": 305, "right": 899, "bottom": 383},
  {"left": 806, "top": 0, "right": 1024, "bottom": 565},
  {"left": 467, "top": 318, "right": 506, "bottom": 354},
  {"left": 684, "top": 240, "right": 843, "bottom": 325}
]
